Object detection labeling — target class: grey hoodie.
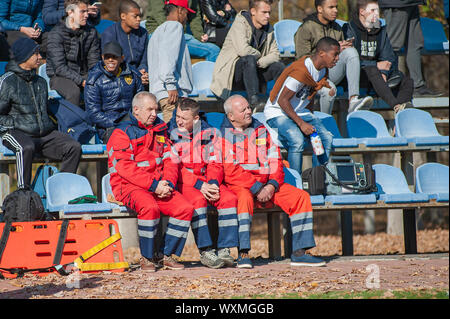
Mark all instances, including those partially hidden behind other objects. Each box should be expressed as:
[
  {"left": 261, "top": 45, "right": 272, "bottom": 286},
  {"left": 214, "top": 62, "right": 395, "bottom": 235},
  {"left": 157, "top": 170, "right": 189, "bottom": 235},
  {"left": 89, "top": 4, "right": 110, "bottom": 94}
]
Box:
[{"left": 147, "top": 20, "right": 193, "bottom": 102}]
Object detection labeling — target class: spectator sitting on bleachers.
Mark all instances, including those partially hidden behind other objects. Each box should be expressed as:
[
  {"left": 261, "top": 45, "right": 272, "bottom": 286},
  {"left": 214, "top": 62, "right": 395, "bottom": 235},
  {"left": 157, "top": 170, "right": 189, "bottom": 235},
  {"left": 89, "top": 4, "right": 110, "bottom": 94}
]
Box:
[
  {"left": 294, "top": 0, "right": 374, "bottom": 113},
  {"left": 107, "top": 91, "right": 194, "bottom": 271},
  {"left": 167, "top": 97, "right": 239, "bottom": 269},
  {"left": 147, "top": 0, "right": 194, "bottom": 123},
  {"left": 101, "top": 0, "right": 149, "bottom": 86},
  {"left": 84, "top": 41, "right": 144, "bottom": 144},
  {"left": 0, "top": 37, "right": 81, "bottom": 188},
  {"left": 343, "top": 0, "right": 414, "bottom": 113},
  {"left": 264, "top": 37, "right": 336, "bottom": 176},
  {"left": 210, "top": 0, "right": 285, "bottom": 112},
  {"left": 220, "top": 94, "right": 326, "bottom": 268},
  {"left": 199, "top": 0, "right": 236, "bottom": 48},
  {"left": 46, "top": 0, "right": 101, "bottom": 107},
  {"left": 0, "top": 0, "right": 48, "bottom": 60},
  {"left": 379, "top": 0, "right": 441, "bottom": 97},
  {"left": 146, "top": 0, "right": 220, "bottom": 62},
  {"left": 42, "top": 0, "right": 101, "bottom": 30}
]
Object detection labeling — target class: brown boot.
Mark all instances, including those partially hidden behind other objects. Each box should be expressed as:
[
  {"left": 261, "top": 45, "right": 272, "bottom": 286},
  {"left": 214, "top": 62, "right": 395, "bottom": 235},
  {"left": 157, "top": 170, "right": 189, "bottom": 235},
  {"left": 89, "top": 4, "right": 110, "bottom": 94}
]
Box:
[
  {"left": 140, "top": 257, "right": 156, "bottom": 272},
  {"left": 163, "top": 255, "right": 185, "bottom": 270}
]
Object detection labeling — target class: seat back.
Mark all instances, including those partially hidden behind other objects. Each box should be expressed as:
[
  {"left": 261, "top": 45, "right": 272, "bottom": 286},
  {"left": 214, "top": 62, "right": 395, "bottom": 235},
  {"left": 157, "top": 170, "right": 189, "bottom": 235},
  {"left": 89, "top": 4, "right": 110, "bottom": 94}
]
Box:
[
  {"left": 273, "top": 19, "right": 301, "bottom": 54},
  {"left": 38, "top": 63, "right": 61, "bottom": 98},
  {"left": 31, "top": 165, "right": 59, "bottom": 210},
  {"left": 416, "top": 163, "right": 449, "bottom": 194},
  {"left": 101, "top": 173, "right": 113, "bottom": 203},
  {"left": 314, "top": 111, "right": 343, "bottom": 138},
  {"left": 0, "top": 61, "right": 7, "bottom": 75},
  {"left": 205, "top": 112, "right": 225, "bottom": 129},
  {"left": 347, "top": 110, "right": 391, "bottom": 138},
  {"left": 46, "top": 173, "right": 94, "bottom": 211},
  {"left": 95, "top": 19, "right": 115, "bottom": 34},
  {"left": 395, "top": 108, "right": 441, "bottom": 138},
  {"left": 192, "top": 61, "right": 215, "bottom": 96},
  {"left": 372, "top": 164, "right": 411, "bottom": 195},
  {"left": 420, "top": 17, "right": 449, "bottom": 54}
]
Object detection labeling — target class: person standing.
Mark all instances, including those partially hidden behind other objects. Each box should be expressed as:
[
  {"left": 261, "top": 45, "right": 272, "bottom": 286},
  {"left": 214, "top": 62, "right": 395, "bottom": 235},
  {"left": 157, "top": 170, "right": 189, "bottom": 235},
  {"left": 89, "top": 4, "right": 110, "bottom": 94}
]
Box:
[
  {"left": 379, "top": 0, "right": 441, "bottom": 96},
  {"left": 147, "top": 0, "right": 194, "bottom": 123},
  {"left": 343, "top": 0, "right": 414, "bottom": 113}
]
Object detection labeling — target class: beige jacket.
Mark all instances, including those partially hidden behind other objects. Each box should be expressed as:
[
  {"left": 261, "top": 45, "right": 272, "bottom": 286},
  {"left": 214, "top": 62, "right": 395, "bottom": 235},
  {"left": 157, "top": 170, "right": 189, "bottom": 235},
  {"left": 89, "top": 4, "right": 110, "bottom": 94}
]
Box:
[{"left": 210, "top": 11, "right": 280, "bottom": 100}]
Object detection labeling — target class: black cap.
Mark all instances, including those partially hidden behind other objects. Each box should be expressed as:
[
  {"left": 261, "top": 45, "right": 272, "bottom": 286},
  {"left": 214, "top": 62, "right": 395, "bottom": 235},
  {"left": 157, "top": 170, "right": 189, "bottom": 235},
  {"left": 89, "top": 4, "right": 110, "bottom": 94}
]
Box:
[
  {"left": 102, "top": 41, "right": 123, "bottom": 57},
  {"left": 12, "top": 37, "right": 40, "bottom": 64}
]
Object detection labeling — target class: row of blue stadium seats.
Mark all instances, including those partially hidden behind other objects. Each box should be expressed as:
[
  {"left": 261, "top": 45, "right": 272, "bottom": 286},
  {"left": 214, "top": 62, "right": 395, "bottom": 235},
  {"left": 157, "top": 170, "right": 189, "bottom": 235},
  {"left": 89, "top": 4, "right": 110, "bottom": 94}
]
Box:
[
  {"left": 204, "top": 108, "right": 449, "bottom": 149},
  {"left": 1, "top": 108, "right": 448, "bottom": 157},
  {"left": 273, "top": 17, "right": 449, "bottom": 56},
  {"left": 37, "top": 161, "right": 448, "bottom": 216}
]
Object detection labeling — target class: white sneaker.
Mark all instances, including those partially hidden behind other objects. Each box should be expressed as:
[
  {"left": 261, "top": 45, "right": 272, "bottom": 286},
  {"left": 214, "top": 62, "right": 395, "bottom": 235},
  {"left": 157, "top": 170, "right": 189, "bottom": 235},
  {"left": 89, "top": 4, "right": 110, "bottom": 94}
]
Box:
[{"left": 348, "top": 96, "right": 374, "bottom": 113}]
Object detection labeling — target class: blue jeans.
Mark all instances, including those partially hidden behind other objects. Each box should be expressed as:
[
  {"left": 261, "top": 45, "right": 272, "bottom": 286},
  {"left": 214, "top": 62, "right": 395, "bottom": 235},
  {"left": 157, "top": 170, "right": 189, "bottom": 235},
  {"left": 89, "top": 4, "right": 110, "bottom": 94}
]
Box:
[
  {"left": 184, "top": 34, "right": 220, "bottom": 62},
  {"left": 266, "top": 113, "right": 333, "bottom": 175}
]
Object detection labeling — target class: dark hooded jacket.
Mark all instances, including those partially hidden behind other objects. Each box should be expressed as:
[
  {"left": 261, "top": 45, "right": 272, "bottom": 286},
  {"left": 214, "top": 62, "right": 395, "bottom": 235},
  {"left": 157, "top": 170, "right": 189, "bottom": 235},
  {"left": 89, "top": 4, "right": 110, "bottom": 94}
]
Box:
[
  {"left": 294, "top": 13, "right": 344, "bottom": 59},
  {"left": 342, "top": 16, "right": 398, "bottom": 77},
  {"left": 0, "top": 61, "right": 56, "bottom": 137}
]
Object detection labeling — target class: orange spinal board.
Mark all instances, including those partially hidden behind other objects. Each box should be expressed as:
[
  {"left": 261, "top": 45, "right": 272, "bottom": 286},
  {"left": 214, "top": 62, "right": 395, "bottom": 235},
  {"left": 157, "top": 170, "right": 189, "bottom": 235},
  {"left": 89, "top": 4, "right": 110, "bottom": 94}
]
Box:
[{"left": 0, "top": 219, "right": 128, "bottom": 278}]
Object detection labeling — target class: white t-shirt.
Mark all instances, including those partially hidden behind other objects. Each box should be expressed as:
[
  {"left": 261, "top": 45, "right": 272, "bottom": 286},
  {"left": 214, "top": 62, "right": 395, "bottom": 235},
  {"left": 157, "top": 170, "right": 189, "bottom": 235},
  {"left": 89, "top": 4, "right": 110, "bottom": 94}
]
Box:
[{"left": 264, "top": 57, "right": 326, "bottom": 120}]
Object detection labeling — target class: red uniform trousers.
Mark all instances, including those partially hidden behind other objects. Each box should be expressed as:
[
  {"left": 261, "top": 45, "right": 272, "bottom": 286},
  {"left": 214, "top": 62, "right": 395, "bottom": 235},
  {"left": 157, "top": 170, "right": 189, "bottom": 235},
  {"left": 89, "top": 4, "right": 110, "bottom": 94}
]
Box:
[
  {"left": 179, "top": 184, "right": 239, "bottom": 249},
  {"left": 227, "top": 183, "right": 315, "bottom": 252},
  {"left": 121, "top": 187, "right": 194, "bottom": 259}
]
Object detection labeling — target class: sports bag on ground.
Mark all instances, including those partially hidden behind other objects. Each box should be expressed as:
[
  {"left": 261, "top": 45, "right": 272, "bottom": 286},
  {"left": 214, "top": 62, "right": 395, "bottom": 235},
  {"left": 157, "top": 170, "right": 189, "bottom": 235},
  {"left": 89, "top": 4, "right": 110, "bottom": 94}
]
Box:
[{"left": 1, "top": 186, "right": 45, "bottom": 223}]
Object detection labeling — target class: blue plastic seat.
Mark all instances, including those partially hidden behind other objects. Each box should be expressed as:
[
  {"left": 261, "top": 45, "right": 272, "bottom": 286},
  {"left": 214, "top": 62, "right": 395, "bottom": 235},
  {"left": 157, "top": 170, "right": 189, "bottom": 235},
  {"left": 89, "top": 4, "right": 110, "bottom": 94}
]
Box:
[
  {"left": 347, "top": 110, "right": 408, "bottom": 147},
  {"left": 373, "top": 164, "right": 429, "bottom": 203},
  {"left": 335, "top": 19, "right": 346, "bottom": 27},
  {"left": 283, "top": 167, "right": 325, "bottom": 205},
  {"left": 273, "top": 19, "right": 301, "bottom": 55},
  {"left": 31, "top": 164, "right": 59, "bottom": 210},
  {"left": 324, "top": 193, "right": 377, "bottom": 205},
  {"left": 46, "top": 173, "right": 112, "bottom": 214},
  {"left": 190, "top": 61, "right": 215, "bottom": 98},
  {"left": 140, "top": 20, "right": 146, "bottom": 29},
  {"left": 395, "top": 108, "right": 449, "bottom": 146},
  {"left": 420, "top": 17, "right": 449, "bottom": 54},
  {"left": 0, "top": 61, "right": 7, "bottom": 75},
  {"left": 38, "top": 64, "right": 62, "bottom": 99},
  {"left": 205, "top": 112, "right": 225, "bottom": 129},
  {"left": 415, "top": 163, "right": 449, "bottom": 202},
  {"left": 0, "top": 138, "right": 15, "bottom": 156},
  {"left": 95, "top": 19, "right": 115, "bottom": 34},
  {"left": 252, "top": 112, "right": 282, "bottom": 147},
  {"left": 101, "top": 174, "right": 129, "bottom": 212},
  {"left": 314, "top": 111, "right": 358, "bottom": 148},
  {"left": 81, "top": 144, "right": 106, "bottom": 154}
]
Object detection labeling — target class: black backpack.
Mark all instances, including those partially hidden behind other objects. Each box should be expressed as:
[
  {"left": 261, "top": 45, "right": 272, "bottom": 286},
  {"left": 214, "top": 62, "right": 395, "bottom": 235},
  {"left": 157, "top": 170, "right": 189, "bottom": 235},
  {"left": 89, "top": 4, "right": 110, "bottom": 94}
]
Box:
[{"left": 1, "top": 186, "right": 45, "bottom": 223}]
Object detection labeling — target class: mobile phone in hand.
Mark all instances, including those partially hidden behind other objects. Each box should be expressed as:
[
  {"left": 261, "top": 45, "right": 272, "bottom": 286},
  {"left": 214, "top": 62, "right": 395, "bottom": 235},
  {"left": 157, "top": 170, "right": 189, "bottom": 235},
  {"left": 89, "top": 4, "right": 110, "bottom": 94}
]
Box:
[
  {"left": 34, "top": 23, "right": 39, "bottom": 30},
  {"left": 346, "top": 37, "right": 355, "bottom": 42},
  {"left": 92, "top": 1, "right": 102, "bottom": 5}
]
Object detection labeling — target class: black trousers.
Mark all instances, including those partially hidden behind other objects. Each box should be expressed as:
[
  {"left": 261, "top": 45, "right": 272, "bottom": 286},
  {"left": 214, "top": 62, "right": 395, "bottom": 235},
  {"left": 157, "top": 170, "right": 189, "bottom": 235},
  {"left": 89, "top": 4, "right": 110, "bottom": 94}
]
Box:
[
  {"left": 361, "top": 65, "right": 414, "bottom": 108},
  {"left": 1, "top": 129, "right": 81, "bottom": 188},
  {"left": 233, "top": 55, "right": 285, "bottom": 98},
  {"left": 50, "top": 76, "right": 84, "bottom": 108}
]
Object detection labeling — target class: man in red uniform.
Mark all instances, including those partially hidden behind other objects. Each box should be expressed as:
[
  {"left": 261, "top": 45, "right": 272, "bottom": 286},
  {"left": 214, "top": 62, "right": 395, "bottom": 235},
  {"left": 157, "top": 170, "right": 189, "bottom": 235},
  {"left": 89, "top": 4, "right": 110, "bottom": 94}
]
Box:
[
  {"left": 168, "top": 98, "right": 239, "bottom": 268},
  {"left": 220, "top": 94, "right": 325, "bottom": 268},
  {"left": 107, "top": 91, "right": 194, "bottom": 271}
]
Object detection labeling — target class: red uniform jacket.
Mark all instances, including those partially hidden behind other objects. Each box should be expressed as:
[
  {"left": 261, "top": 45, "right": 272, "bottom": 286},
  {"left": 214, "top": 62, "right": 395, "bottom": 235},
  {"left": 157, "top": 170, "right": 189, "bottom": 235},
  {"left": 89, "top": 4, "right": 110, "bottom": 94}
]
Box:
[
  {"left": 219, "top": 116, "right": 284, "bottom": 195},
  {"left": 107, "top": 112, "right": 178, "bottom": 202},
  {"left": 169, "top": 119, "right": 223, "bottom": 189}
]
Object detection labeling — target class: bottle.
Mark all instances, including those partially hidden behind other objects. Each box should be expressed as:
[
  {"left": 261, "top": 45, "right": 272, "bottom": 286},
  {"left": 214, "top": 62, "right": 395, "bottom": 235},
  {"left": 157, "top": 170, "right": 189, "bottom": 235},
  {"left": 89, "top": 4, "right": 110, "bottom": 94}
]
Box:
[{"left": 310, "top": 132, "right": 324, "bottom": 156}]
